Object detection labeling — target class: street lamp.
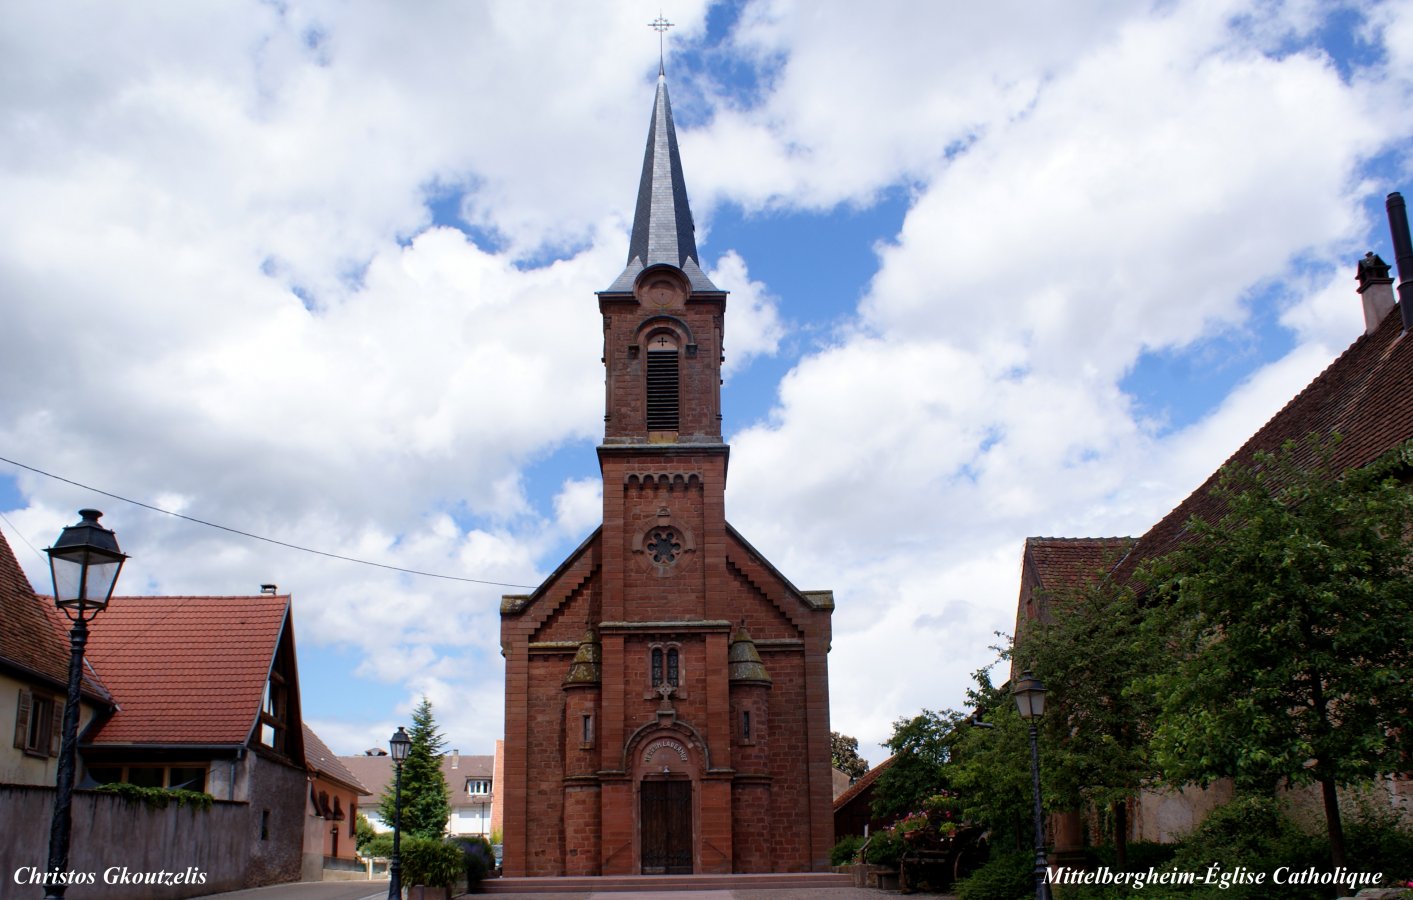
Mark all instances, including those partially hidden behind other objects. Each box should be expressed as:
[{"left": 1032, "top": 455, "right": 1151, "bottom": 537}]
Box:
[
  {"left": 1013, "top": 671, "right": 1050, "bottom": 900},
  {"left": 387, "top": 726, "right": 411, "bottom": 900},
  {"left": 44, "top": 510, "right": 127, "bottom": 900}
]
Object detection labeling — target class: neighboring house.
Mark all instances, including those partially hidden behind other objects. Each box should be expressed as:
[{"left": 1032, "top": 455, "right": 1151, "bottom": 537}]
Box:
[
  {"left": 302, "top": 724, "right": 370, "bottom": 877},
  {"left": 1013, "top": 202, "right": 1413, "bottom": 846},
  {"left": 0, "top": 522, "right": 315, "bottom": 893},
  {"left": 2, "top": 529, "right": 115, "bottom": 786},
  {"left": 340, "top": 743, "right": 501, "bottom": 839},
  {"left": 833, "top": 756, "right": 898, "bottom": 840}
]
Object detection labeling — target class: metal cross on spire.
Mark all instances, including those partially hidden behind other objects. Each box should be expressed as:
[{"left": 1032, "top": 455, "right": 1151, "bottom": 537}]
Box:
[{"left": 649, "top": 13, "right": 674, "bottom": 75}]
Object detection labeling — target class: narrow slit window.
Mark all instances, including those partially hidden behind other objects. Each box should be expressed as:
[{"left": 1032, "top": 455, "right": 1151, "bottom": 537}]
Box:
[
  {"left": 646, "top": 335, "right": 680, "bottom": 431},
  {"left": 666, "top": 648, "right": 679, "bottom": 687},
  {"left": 582, "top": 714, "right": 594, "bottom": 745},
  {"left": 652, "top": 647, "right": 664, "bottom": 687},
  {"left": 742, "top": 710, "right": 751, "bottom": 740}
]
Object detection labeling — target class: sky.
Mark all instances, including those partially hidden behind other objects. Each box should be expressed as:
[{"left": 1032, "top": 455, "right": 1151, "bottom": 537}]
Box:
[{"left": 2, "top": 0, "right": 1412, "bottom": 768}]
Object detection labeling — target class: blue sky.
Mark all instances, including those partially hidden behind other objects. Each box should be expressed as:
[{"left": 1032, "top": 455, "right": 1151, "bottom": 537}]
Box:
[{"left": 2, "top": 0, "right": 1412, "bottom": 766}]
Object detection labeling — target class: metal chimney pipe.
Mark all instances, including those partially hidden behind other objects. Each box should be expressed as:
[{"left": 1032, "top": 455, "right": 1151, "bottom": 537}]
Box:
[{"left": 1386, "top": 192, "right": 1413, "bottom": 331}]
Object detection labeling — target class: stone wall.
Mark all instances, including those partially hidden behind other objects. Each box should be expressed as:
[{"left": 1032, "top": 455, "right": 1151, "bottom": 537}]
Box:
[{"left": 0, "top": 778, "right": 300, "bottom": 899}]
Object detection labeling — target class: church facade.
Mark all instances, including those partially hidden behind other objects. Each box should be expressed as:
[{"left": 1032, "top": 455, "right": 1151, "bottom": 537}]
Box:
[{"left": 499, "top": 73, "right": 836, "bottom": 876}]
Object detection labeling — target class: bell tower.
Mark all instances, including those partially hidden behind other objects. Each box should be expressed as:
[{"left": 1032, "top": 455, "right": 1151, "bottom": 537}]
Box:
[{"left": 500, "top": 69, "right": 836, "bottom": 879}]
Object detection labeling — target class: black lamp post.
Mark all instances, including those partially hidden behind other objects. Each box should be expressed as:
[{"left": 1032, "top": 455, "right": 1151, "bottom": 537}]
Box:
[
  {"left": 387, "top": 726, "right": 411, "bottom": 900},
  {"left": 43, "top": 510, "right": 127, "bottom": 900},
  {"left": 1013, "top": 670, "right": 1050, "bottom": 900}
]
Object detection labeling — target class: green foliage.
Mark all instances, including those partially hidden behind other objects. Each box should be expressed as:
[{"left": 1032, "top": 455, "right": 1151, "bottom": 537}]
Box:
[
  {"left": 361, "top": 831, "right": 393, "bottom": 858},
  {"left": 1164, "top": 795, "right": 1326, "bottom": 900},
  {"left": 831, "top": 731, "right": 870, "bottom": 779},
  {"left": 378, "top": 697, "right": 452, "bottom": 839},
  {"left": 1143, "top": 436, "right": 1413, "bottom": 862},
  {"left": 1014, "top": 555, "right": 1161, "bottom": 860},
  {"left": 354, "top": 812, "right": 376, "bottom": 852},
  {"left": 1341, "top": 799, "right": 1413, "bottom": 878},
  {"left": 862, "top": 829, "right": 905, "bottom": 868},
  {"left": 872, "top": 708, "right": 961, "bottom": 819},
  {"left": 941, "top": 665, "right": 1036, "bottom": 849},
  {"left": 454, "top": 835, "right": 495, "bottom": 888},
  {"left": 829, "top": 834, "right": 866, "bottom": 866},
  {"left": 91, "top": 782, "right": 213, "bottom": 811},
  {"left": 954, "top": 848, "right": 1034, "bottom": 900},
  {"left": 398, "top": 835, "right": 464, "bottom": 889}
]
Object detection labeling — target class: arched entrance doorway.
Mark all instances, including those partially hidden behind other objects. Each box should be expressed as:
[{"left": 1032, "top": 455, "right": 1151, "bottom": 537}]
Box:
[{"left": 632, "top": 729, "right": 701, "bottom": 875}]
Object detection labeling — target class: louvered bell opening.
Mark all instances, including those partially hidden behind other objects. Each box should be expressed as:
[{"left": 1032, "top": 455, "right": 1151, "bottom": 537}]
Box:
[{"left": 646, "top": 349, "right": 680, "bottom": 431}]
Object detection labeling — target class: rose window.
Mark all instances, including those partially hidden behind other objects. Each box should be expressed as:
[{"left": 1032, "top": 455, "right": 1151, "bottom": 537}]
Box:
[{"left": 647, "top": 528, "right": 683, "bottom": 565}]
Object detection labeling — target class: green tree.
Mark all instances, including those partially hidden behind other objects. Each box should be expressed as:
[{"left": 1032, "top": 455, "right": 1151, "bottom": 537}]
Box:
[
  {"left": 831, "top": 731, "right": 870, "bottom": 779},
  {"left": 871, "top": 708, "right": 959, "bottom": 819},
  {"left": 1143, "top": 436, "right": 1413, "bottom": 868},
  {"left": 378, "top": 698, "right": 451, "bottom": 839},
  {"left": 1014, "top": 566, "right": 1162, "bottom": 868},
  {"left": 940, "top": 664, "right": 1035, "bottom": 851}
]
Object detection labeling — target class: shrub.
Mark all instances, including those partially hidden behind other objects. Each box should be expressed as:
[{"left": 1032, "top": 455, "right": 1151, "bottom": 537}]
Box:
[
  {"left": 1165, "top": 794, "right": 1325, "bottom": 900},
  {"left": 354, "top": 813, "right": 377, "bottom": 852},
  {"left": 361, "top": 832, "right": 394, "bottom": 858},
  {"left": 399, "top": 836, "right": 464, "bottom": 889},
  {"left": 863, "top": 829, "right": 906, "bottom": 868},
  {"left": 954, "top": 848, "right": 1034, "bottom": 900},
  {"left": 455, "top": 835, "right": 495, "bottom": 891},
  {"left": 830, "top": 834, "right": 866, "bottom": 866}
]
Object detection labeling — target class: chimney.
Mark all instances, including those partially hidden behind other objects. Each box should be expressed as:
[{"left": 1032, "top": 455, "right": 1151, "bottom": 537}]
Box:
[
  {"left": 260, "top": 583, "right": 277, "bottom": 594},
  {"left": 451, "top": 749, "right": 459, "bottom": 769},
  {"left": 1356, "top": 251, "right": 1395, "bottom": 335},
  {"left": 1386, "top": 191, "right": 1413, "bottom": 331}
]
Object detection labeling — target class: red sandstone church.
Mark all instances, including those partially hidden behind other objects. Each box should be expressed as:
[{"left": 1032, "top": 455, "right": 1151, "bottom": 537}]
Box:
[{"left": 498, "top": 71, "right": 836, "bottom": 876}]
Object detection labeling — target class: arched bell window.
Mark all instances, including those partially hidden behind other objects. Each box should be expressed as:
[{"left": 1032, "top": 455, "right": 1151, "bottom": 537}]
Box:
[{"left": 645, "top": 333, "right": 680, "bottom": 431}]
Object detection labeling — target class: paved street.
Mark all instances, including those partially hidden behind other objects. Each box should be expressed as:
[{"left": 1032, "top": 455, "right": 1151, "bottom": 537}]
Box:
[{"left": 192, "top": 882, "right": 933, "bottom": 900}]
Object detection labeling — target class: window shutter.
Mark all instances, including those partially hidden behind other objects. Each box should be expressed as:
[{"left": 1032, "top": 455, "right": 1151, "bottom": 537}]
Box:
[
  {"left": 50, "top": 700, "right": 63, "bottom": 757},
  {"left": 13, "top": 689, "right": 29, "bottom": 750},
  {"left": 646, "top": 350, "right": 679, "bottom": 431}
]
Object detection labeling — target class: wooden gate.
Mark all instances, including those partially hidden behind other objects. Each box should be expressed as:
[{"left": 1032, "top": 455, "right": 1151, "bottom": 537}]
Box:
[{"left": 640, "top": 779, "right": 692, "bottom": 874}]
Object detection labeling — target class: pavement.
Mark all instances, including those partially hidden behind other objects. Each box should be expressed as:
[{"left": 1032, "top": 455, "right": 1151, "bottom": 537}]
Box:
[{"left": 192, "top": 882, "right": 942, "bottom": 900}]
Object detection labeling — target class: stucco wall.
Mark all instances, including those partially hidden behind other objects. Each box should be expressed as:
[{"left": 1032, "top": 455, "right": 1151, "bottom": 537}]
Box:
[{"left": 1, "top": 672, "right": 104, "bottom": 787}]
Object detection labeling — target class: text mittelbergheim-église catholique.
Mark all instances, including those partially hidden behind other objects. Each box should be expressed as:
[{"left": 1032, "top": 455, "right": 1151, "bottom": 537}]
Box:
[{"left": 1046, "top": 863, "right": 1384, "bottom": 893}]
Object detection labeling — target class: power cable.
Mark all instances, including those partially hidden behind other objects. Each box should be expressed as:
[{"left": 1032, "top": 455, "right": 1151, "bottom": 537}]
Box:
[{"left": 0, "top": 454, "right": 539, "bottom": 590}]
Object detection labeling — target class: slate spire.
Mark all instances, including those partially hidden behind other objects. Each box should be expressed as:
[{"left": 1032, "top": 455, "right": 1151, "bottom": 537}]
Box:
[{"left": 606, "top": 73, "right": 720, "bottom": 292}]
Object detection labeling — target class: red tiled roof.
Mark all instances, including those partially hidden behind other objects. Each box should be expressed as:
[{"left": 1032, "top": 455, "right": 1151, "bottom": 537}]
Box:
[
  {"left": 304, "top": 724, "right": 370, "bottom": 794},
  {"left": 80, "top": 594, "right": 290, "bottom": 746},
  {"left": 1024, "top": 537, "right": 1135, "bottom": 594},
  {"left": 0, "top": 527, "right": 112, "bottom": 705},
  {"left": 1118, "top": 306, "right": 1413, "bottom": 580},
  {"left": 833, "top": 754, "right": 896, "bottom": 811}
]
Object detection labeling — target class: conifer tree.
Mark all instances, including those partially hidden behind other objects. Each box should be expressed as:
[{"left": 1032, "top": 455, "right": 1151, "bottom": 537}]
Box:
[{"left": 379, "top": 697, "right": 451, "bottom": 839}]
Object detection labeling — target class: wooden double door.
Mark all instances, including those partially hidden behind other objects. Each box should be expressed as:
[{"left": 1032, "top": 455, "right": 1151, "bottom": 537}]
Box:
[{"left": 640, "top": 779, "right": 692, "bottom": 874}]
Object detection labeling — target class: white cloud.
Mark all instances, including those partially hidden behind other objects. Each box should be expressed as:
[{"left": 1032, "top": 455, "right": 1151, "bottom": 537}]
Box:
[{"left": 3, "top": 0, "right": 1411, "bottom": 762}]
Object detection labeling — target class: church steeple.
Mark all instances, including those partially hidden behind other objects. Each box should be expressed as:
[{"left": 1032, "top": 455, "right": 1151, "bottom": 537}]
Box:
[{"left": 606, "top": 73, "right": 720, "bottom": 293}]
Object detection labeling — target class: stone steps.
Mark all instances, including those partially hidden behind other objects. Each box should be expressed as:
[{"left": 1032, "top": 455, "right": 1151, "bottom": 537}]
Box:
[{"left": 482, "top": 872, "right": 854, "bottom": 893}]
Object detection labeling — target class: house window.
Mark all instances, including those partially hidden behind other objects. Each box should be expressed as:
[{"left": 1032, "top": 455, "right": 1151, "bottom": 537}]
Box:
[
  {"left": 646, "top": 334, "right": 680, "bottom": 431},
  {"left": 650, "top": 646, "right": 680, "bottom": 688},
  {"left": 466, "top": 779, "right": 491, "bottom": 795},
  {"left": 260, "top": 672, "right": 288, "bottom": 754},
  {"left": 84, "top": 764, "right": 208, "bottom": 792},
  {"left": 13, "top": 690, "right": 60, "bottom": 758}
]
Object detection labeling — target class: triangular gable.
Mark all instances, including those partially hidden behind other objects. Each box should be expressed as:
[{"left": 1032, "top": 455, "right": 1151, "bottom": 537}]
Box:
[{"left": 502, "top": 527, "right": 601, "bottom": 640}]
